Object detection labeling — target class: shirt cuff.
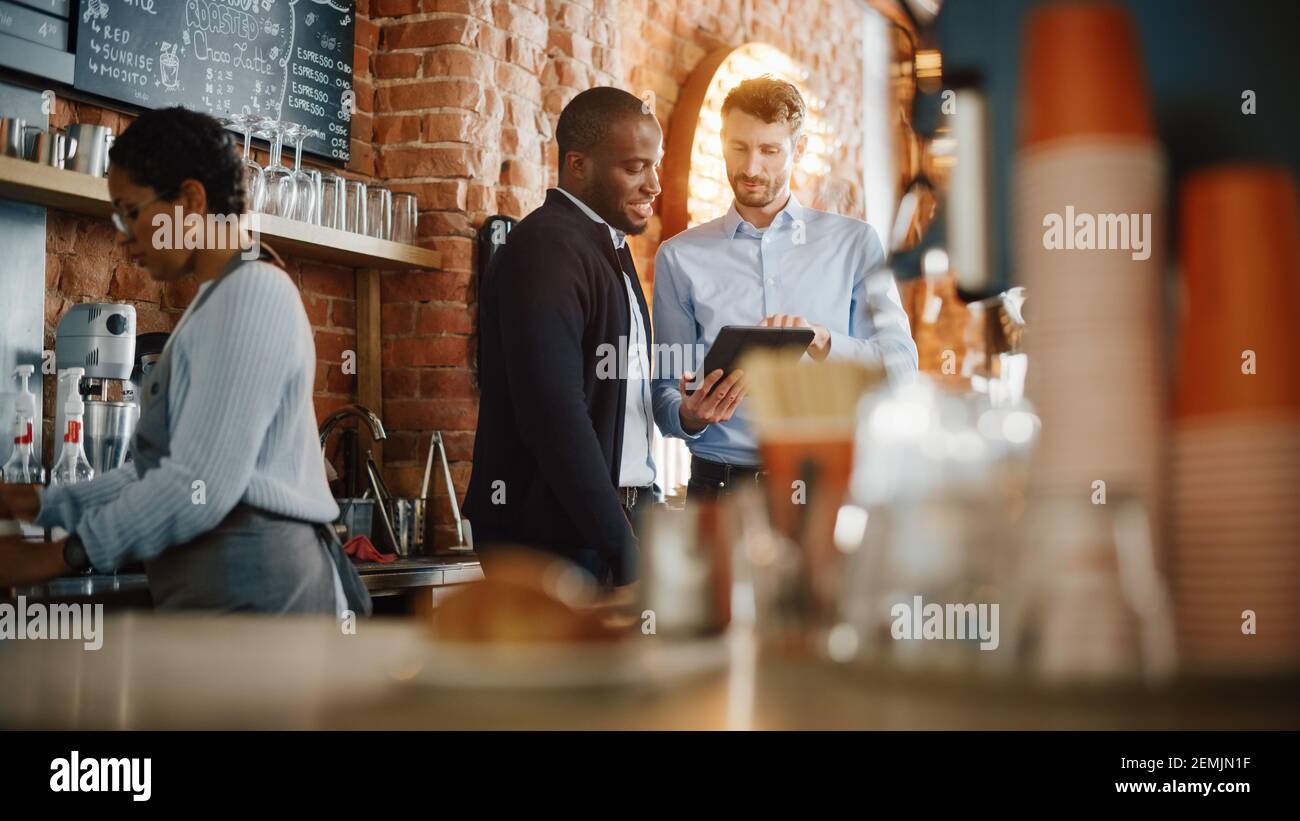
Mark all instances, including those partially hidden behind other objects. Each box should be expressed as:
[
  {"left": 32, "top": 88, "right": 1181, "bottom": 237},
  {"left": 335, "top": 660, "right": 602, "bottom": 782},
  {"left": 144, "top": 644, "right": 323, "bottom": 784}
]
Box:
[
  {"left": 34, "top": 484, "right": 76, "bottom": 531},
  {"left": 661, "top": 395, "right": 707, "bottom": 440},
  {"left": 76, "top": 516, "right": 126, "bottom": 574},
  {"left": 825, "top": 329, "right": 920, "bottom": 385},
  {"left": 38, "top": 492, "right": 115, "bottom": 573},
  {"left": 34, "top": 467, "right": 137, "bottom": 533},
  {"left": 824, "top": 329, "right": 870, "bottom": 363}
]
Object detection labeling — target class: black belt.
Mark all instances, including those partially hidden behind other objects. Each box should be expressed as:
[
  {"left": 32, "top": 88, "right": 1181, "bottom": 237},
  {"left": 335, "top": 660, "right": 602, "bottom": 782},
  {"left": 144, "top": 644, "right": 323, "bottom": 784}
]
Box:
[
  {"left": 689, "top": 455, "right": 767, "bottom": 488},
  {"left": 618, "top": 485, "right": 654, "bottom": 511}
]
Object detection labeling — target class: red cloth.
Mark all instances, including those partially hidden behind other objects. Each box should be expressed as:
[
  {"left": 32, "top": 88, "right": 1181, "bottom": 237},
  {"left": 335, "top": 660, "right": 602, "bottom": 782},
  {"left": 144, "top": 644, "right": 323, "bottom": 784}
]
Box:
[{"left": 343, "top": 535, "right": 395, "bottom": 564}]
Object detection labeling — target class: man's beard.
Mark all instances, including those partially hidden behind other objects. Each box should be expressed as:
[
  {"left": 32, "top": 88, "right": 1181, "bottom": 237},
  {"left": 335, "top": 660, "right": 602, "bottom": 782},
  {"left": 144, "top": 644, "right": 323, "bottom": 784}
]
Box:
[
  {"left": 731, "top": 173, "right": 783, "bottom": 208},
  {"left": 589, "top": 177, "right": 647, "bottom": 235}
]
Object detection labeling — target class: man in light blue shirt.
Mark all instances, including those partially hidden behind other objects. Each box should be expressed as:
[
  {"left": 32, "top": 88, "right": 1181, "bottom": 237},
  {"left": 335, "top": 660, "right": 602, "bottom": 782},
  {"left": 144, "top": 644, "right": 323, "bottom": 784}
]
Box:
[{"left": 652, "top": 77, "right": 918, "bottom": 499}]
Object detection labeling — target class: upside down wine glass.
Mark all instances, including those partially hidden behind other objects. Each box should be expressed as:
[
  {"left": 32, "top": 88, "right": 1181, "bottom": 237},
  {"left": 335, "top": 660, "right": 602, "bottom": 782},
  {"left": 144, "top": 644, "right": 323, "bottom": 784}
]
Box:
[
  {"left": 283, "top": 122, "right": 322, "bottom": 224},
  {"left": 222, "top": 112, "right": 266, "bottom": 213},
  {"left": 257, "top": 119, "right": 297, "bottom": 218}
]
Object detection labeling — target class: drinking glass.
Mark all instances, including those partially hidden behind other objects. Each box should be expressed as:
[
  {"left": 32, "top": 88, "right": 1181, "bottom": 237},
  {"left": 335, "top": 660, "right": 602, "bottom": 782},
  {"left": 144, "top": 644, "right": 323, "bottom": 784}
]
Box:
[
  {"left": 320, "top": 173, "right": 345, "bottom": 230},
  {"left": 283, "top": 122, "right": 320, "bottom": 223},
  {"left": 366, "top": 186, "right": 392, "bottom": 240},
  {"left": 308, "top": 169, "right": 323, "bottom": 224},
  {"left": 343, "top": 179, "right": 367, "bottom": 235},
  {"left": 392, "top": 192, "right": 418, "bottom": 244},
  {"left": 222, "top": 112, "right": 266, "bottom": 213},
  {"left": 256, "top": 119, "right": 297, "bottom": 218}
]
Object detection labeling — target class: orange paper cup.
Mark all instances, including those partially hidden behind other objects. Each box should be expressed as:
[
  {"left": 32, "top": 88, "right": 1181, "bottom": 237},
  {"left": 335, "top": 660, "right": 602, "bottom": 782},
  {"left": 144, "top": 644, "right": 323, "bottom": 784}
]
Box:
[
  {"left": 1020, "top": 1, "right": 1155, "bottom": 146},
  {"left": 1174, "top": 165, "right": 1300, "bottom": 417}
]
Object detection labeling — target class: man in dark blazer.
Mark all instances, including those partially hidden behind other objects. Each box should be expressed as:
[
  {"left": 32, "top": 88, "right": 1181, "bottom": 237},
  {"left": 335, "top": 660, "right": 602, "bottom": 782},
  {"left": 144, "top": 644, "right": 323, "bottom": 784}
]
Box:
[{"left": 464, "top": 87, "right": 745, "bottom": 588}]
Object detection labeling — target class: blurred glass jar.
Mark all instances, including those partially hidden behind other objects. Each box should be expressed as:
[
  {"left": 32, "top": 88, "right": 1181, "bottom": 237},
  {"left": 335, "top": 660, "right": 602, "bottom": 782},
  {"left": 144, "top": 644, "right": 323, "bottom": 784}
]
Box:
[
  {"left": 728, "top": 486, "right": 807, "bottom": 646},
  {"left": 1019, "top": 492, "right": 1176, "bottom": 686},
  {"left": 850, "top": 378, "right": 1039, "bottom": 508},
  {"left": 639, "top": 501, "right": 731, "bottom": 638},
  {"left": 835, "top": 377, "right": 1040, "bottom": 675}
]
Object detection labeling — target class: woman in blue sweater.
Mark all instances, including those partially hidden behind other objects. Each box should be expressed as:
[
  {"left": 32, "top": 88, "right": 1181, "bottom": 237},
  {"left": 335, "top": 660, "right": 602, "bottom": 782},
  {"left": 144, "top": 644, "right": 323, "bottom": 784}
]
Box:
[{"left": 0, "top": 107, "right": 367, "bottom": 615}]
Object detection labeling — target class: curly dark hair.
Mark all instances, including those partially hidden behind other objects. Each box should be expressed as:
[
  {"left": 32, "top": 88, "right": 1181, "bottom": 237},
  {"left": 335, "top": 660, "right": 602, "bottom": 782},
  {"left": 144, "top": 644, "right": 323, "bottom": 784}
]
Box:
[
  {"left": 721, "top": 76, "right": 806, "bottom": 136},
  {"left": 108, "top": 106, "right": 245, "bottom": 215}
]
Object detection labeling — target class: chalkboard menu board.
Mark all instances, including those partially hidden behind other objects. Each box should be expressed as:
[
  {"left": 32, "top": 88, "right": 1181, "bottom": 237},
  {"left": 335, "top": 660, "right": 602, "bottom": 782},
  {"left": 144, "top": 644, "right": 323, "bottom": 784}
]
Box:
[{"left": 72, "top": 0, "right": 355, "bottom": 161}]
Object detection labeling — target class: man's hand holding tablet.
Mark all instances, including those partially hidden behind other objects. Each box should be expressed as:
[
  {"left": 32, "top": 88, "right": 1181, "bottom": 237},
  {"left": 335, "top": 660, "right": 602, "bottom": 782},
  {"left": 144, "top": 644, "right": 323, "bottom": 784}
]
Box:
[
  {"left": 678, "top": 367, "right": 747, "bottom": 435},
  {"left": 676, "top": 322, "right": 821, "bottom": 434}
]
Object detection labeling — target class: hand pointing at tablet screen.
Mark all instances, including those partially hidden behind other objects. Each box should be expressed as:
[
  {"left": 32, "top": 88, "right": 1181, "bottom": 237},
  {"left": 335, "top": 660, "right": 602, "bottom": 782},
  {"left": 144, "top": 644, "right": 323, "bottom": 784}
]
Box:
[{"left": 760, "top": 314, "right": 831, "bottom": 361}]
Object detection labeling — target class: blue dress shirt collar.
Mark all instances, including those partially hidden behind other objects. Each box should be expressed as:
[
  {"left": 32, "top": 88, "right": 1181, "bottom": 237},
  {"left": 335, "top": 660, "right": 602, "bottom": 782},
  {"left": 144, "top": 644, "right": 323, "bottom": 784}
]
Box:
[{"left": 722, "top": 192, "right": 805, "bottom": 239}]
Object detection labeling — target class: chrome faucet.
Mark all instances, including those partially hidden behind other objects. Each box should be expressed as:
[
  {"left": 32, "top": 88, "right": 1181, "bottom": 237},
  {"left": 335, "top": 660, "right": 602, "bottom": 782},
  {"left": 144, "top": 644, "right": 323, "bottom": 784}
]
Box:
[{"left": 318, "top": 404, "right": 387, "bottom": 448}]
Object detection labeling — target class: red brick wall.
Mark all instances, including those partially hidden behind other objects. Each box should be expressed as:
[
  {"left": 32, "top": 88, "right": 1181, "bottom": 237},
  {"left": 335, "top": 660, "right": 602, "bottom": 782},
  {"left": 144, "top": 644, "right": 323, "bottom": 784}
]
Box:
[
  {"left": 37, "top": 0, "right": 871, "bottom": 549},
  {"left": 370, "top": 0, "right": 869, "bottom": 544}
]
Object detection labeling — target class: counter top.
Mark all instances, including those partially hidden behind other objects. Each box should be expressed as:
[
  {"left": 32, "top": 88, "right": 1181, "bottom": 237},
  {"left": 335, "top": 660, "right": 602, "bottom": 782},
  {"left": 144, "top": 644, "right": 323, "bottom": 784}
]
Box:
[
  {"left": 6, "top": 556, "right": 482, "bottom": 602},
  {"left": 353, "top": 555, "right": 482, "bottom": 595},
  {"left": 1, "top": 613, "right": 1296, "bottom": 730}
]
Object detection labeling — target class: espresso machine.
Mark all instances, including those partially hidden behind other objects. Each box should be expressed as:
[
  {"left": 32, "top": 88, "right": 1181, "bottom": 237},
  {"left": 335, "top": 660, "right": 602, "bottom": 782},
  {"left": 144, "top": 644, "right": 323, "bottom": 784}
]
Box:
[{"left": 54, "top": 303, "right": 139, "bottom": 475}]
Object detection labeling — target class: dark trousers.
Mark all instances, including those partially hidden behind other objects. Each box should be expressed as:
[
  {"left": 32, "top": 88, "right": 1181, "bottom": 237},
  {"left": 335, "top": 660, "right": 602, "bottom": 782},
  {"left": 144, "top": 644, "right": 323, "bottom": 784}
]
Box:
[
  {"left": 685, "top": 455, "right": 767, "bottom": 502},
  {"left": 481, "top": 484, "right": 658, "bottom": 589},
  {"left": 574, "top": 484, "right": 658, "bottom": 586}
]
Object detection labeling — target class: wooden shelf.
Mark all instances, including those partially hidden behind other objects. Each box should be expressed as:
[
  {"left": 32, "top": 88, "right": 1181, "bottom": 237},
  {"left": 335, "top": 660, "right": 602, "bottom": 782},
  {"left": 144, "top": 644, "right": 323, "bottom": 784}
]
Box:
[
  {"left": 0, "top": 153, "right": 112, "bottom": 217},
  {"left": 0, "top": 154, "right": 441, "bottom": 270}
]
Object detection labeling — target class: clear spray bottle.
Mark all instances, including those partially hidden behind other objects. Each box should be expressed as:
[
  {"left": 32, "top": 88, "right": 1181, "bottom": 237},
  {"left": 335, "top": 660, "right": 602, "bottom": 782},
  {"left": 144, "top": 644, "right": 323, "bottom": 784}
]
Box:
[
  {"left": 2, "top": 364, "right": 44, "bottom": 484},
  {"left": 51, "top": 367, "right": 94, "bottom": 486}
]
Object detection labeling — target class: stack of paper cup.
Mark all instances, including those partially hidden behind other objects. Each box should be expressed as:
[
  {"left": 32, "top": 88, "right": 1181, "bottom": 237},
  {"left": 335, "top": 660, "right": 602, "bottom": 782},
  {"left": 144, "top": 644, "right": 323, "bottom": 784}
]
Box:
[
  {"left": 1012, "top": 2, "right": 1171, "bottom": 682},
  {"left": 1017, "top": 146, "right": 1165, "bottom": 499},
  {"left": 1014, "top": 2, "right": 1165, "bottom": 515},
  {"left": 1171, "top": 166, "right": 1300, "bottom": 673}
]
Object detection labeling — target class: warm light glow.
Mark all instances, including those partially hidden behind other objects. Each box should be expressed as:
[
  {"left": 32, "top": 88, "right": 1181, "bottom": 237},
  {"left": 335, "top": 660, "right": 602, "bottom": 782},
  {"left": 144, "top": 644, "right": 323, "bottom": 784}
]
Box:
[
  {"left": 1002, "top": 411, "right": 1038, "bottom": 444},
  {"left": 686, "top": 44, "right": 833, "bottom": 227},
  {"left": 922, "top": 248, "right": 950, "bottom": 279},
  {"left": 827, "top": 623, "right": 860, "bottom": 662},
  {"left": 833, "top": 504, "right": 870, "bottom": 553},
  {"left": 914, "top": 48, "right": 944, "bottom": 87}
]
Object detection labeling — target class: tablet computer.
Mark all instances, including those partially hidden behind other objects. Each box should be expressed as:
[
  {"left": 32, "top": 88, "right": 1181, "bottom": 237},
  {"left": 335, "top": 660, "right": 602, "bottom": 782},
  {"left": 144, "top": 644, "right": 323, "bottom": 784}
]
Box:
[{"left": 685, "top": 325, "right": 815, "bottom": 394}]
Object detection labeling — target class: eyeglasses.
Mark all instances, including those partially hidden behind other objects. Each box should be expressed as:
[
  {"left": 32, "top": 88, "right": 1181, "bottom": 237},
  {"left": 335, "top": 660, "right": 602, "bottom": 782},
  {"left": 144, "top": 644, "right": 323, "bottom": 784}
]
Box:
[{"left": 111, "top": 192, "right": 170, "bottom": 239}]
